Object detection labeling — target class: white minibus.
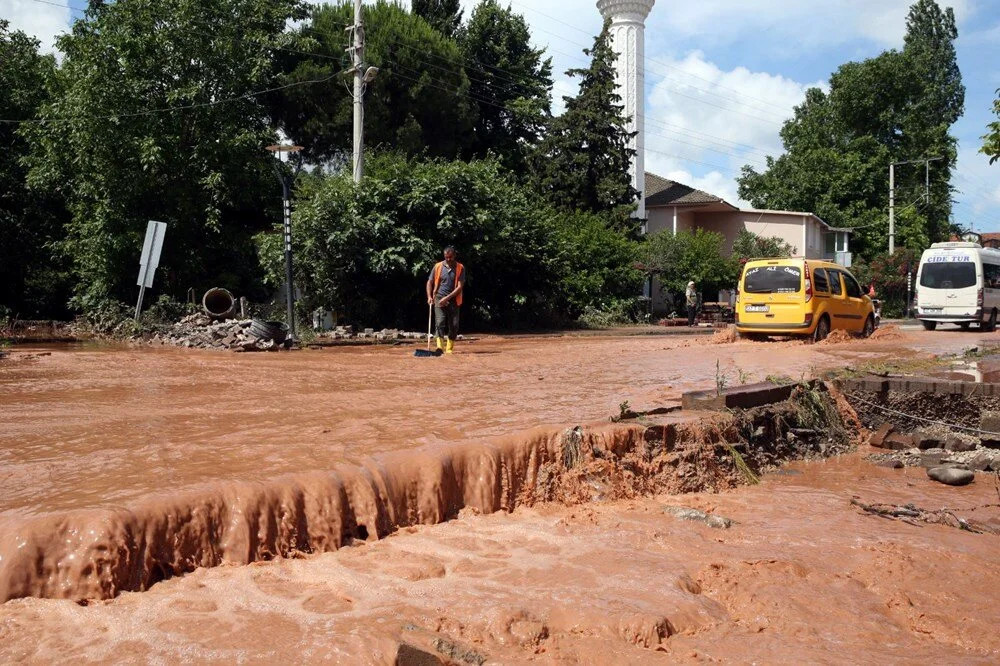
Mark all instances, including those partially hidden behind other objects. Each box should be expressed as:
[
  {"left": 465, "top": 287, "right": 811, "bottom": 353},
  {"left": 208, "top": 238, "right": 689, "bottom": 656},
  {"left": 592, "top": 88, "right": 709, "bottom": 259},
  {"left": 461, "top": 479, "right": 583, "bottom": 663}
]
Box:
[{"left": 914, "top": 241, "right": 1000, "bottom": 331}]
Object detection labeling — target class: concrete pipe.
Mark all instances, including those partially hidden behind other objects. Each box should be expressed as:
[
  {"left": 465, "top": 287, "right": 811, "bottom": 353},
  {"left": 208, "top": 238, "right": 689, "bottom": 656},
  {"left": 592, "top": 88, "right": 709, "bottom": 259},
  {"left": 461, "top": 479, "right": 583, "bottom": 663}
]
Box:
[{"left": 202, "top": 288, "right": 236, "bottom": 320}]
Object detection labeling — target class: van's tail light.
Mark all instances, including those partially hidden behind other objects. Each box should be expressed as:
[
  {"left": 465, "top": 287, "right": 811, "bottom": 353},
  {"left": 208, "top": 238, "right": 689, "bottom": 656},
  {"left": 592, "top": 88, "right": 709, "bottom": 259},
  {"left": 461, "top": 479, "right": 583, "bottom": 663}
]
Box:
[
  {"left": 978, "top": 288, "right": 984, "bottom": 307},
  {"left": 803, "top": 262, "right": 813, "bottom": 302},
  {"left": 804, "top": 313, "right": 814, "bottom": 326}
]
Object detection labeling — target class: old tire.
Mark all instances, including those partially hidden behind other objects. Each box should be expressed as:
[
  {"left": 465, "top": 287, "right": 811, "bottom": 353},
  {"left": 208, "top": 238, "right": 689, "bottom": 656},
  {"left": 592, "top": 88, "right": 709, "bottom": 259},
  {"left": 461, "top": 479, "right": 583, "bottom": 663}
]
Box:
[
  {"left": 250, "top": 319, "right": 289, "bottom": 343},
  {"left": 861, "top": 315, "right": 875, "bottom": 338},
  {"left": 922, "top": 320, "right": 937, "bottom": 331},
  {"left": 812, "top": 316, "right": 830, "bottom": 343}
]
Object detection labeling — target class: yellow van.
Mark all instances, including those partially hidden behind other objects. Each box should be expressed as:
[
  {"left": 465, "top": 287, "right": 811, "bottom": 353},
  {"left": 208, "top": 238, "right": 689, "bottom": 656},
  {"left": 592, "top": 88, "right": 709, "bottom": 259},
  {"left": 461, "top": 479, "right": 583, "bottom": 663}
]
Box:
[{"left": 735, "top": 258, "right": 876, "bottom": 341}]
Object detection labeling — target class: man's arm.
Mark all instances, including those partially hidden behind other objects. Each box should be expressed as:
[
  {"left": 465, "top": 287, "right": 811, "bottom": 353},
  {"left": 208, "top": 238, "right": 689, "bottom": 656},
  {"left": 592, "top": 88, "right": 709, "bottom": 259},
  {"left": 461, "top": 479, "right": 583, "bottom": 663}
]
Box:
[{"left": 426, "top": 277, "right": 434, "bottom": 304}]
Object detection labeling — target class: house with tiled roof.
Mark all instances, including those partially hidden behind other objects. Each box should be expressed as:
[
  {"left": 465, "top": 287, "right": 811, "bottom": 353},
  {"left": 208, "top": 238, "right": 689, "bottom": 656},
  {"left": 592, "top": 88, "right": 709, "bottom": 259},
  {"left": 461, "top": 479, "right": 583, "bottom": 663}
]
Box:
[{"left": 643, "top": 172, "right": 853, "bottom": 313}]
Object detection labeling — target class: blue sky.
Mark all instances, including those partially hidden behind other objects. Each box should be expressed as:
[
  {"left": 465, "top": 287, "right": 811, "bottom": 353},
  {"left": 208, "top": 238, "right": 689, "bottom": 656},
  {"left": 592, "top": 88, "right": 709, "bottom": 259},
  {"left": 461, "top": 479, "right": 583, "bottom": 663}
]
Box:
[{"left": 5, "top": 0, "right": 999, "bottom": 231}]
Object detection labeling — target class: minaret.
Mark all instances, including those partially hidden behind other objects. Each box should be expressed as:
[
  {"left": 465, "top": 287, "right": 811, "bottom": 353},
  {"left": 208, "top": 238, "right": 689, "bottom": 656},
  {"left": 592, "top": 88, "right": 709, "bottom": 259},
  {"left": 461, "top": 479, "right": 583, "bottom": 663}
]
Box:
[{"left": 597, "top": 0, "right": 654, "bottom": 220}]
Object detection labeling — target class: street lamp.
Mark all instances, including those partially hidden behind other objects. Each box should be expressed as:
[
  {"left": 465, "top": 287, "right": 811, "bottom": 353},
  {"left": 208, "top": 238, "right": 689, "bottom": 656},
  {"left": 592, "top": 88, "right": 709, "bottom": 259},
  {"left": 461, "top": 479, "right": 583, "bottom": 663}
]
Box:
[{"left": 266, "top": 141, "right": 304, "bottom": 339}]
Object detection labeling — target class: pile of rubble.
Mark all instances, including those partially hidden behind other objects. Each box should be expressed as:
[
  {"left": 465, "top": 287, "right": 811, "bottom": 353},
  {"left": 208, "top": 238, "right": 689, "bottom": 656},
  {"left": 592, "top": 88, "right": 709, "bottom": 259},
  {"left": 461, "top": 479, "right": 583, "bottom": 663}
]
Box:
[
  {"left": 149, "top": 313, "right": 288, "bottom": 352},
  {"left": 321, "top": 325, "right": 442, "bottom": 342},
  {"left": 867, "top": 422, "right": 1000, "bottom": 482}
]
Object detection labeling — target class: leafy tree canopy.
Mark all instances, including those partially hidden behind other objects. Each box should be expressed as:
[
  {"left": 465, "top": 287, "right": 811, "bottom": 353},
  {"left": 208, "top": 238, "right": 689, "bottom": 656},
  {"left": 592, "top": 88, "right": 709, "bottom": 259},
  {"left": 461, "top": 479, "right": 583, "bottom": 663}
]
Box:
[
  {"left": 256, "top": 153, "right": 640, "bottom": 328},
  {"left": 731, "top": 229, "right": 795, "bottom": 261},
  {"left": 0, "top": 21, "right": 68, "bottom": 318},
  {"left": 23, "top": 0, "right": 305, "bottom": 310},
  {"left": 738, "top": 0, "right": 963, "bottom": 258},
  {"left": 460, "top": 0, "right": 552, "bottom": 172},
  {"left": 983, "top": 89, "right": 1000, "bottom": 165},
  {"left": 275, "top": 1, "right": 475, "bottom": 162},
  {"left": 412, "top": 0, "right": 462, "bottom": 38},
  {"left": 638, "top": 228, "right": 735, "bottom": 296},
  {"left": 532, "top": 20, "right": 637, "bottom": 226}
]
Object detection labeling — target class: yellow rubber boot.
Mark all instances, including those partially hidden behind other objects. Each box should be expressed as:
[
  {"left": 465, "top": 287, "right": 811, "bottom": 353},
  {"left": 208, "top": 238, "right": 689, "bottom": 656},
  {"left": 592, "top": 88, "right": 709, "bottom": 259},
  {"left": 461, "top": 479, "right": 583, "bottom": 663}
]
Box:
[
  {"left": 435, "top": 337, "right": 444, "bottom": 352},
  {"left": 445, "top": 339, "right": 455, "bottom": 354}
]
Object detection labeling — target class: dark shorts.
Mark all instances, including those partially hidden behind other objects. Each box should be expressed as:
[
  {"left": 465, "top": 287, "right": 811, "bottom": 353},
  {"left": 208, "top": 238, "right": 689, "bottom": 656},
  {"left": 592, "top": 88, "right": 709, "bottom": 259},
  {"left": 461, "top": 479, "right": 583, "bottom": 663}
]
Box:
[{"left": 435, "top": 299, "right": 460, "bottom": 340}]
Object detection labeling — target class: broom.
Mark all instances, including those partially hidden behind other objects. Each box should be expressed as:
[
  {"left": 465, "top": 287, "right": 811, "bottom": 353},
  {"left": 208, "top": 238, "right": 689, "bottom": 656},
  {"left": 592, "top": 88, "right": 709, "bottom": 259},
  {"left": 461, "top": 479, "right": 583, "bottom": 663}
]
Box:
[{"left": 414, "top": 302, "right": 440, "bottom": 357}]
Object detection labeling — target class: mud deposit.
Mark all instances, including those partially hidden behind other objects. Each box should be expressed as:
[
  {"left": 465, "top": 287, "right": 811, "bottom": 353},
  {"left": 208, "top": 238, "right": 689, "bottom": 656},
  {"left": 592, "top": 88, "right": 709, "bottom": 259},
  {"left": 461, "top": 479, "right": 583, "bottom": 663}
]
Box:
[{"left": 2, "top": 456, "right": 997, "bottom": 663}]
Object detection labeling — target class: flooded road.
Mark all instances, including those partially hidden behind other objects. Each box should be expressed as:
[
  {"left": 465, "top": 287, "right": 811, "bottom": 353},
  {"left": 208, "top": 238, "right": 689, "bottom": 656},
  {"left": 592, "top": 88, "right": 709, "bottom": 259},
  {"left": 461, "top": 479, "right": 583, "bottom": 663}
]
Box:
[
  {"left": 1, "top": 453, "right": 996, "bottom": 663},
  {"left": 0, "top": 329, "right": 982, "bottom": 518}
]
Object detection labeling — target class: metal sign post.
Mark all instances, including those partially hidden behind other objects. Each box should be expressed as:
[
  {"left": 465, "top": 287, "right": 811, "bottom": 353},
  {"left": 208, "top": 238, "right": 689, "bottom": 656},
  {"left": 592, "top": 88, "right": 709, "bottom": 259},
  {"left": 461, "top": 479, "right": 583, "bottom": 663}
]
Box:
[{"left": 135, "top": 220, "right": 167, "bottom": 321}]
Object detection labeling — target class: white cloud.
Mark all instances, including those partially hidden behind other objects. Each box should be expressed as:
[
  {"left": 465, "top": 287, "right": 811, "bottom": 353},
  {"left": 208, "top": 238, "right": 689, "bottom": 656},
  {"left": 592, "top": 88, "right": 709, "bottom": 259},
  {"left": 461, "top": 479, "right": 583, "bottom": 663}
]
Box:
[
  {"left": 640, "top": 51, "right": 822, "bottom": 202},
  {"left": 953, "top": 145, "right": 1000, "bottom": 232},
  {"left": 647, "top": 0, "right": 974, "bottom": 50},
  {"left": 2, "top": 0, "right": 72, "bottom": 53}
]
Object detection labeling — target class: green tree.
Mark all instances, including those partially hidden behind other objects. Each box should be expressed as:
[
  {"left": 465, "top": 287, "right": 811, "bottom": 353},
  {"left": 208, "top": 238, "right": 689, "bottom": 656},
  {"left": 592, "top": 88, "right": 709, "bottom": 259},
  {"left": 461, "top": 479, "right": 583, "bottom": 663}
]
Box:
[
  {"left": 412, "top": 0, "right": 463, "bottom": 38},
  {"left": 257, "top": 153, "right": 558, "bottom": 328},
  {"left": 0, "top": 21, "right": 69, "bottom": 318},
  {"left": 460, "top": 0, "right": 553, "bottom": 171},
  {"left": 638, "top": 229, "right": 734, "bottom": 298},
  {"left": 532, "top": 20, "right": 637, "bottom": 224},
  {"left": 738, "top": 0, "right": 964, "bottom": 257},
  {"left": 24, "top": 0, "right": 304, "bottom": 311},
  {"left": 983, "top": 89, "right": 1000, "bottom": 165},
  {"left": 731, "top": 230, "right": 795, "bottom": 261},
  {"left": 275, "top": 1, "right": 475, "bottom": 162},
  {"left": 256, "top": 153, "right": 641, "bottom": 328}
]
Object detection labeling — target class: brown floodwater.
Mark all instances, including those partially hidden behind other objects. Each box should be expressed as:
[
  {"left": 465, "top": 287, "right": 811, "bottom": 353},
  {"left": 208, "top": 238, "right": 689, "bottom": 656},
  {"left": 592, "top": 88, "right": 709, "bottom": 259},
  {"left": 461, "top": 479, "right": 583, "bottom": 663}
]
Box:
[
  {"left": 0, "top": 328, "right": 991, "bottom": 605},
  {"left": 0, "top": 329, "right": 977, "bottom": 518},
  {"left": 1, "top": 453, "right": 997, "bottom": 663}
]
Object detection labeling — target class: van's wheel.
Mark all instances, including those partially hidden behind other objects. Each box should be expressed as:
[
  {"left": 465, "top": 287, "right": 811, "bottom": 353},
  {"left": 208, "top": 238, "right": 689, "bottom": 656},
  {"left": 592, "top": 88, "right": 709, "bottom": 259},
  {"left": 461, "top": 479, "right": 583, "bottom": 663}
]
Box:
[
  {"left": 984, "top": 309, "right": 998, "bottom": 333},
  {"left": 861, "top": 315, "right": 875, "bottom": 338},
  {"left": 959, "top": 322, "right": 971, "bottom": 330},
  {"left": 812, "top": 316, "right": 830, "bottom": 343},
  {"left": 922, "top": 320, "right": 937, "bottom": 331}
]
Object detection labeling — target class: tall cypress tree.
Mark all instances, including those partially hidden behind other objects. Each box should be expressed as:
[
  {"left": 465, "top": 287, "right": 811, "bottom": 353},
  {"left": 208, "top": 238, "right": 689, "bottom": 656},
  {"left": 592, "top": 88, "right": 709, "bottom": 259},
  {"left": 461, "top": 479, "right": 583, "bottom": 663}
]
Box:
[
  {"left": 532, "top": 20, "right": 637, "bottom": 223},
  {"left": 412, "top": 0, "right": 462, "bottom": 38}
]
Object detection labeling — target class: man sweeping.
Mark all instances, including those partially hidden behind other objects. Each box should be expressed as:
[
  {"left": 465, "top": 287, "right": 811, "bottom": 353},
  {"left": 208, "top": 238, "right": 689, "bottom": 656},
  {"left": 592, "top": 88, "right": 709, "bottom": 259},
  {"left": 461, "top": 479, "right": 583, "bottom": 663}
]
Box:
[{"left": 426, "top": 246, "right": 466, "bottom": 354}]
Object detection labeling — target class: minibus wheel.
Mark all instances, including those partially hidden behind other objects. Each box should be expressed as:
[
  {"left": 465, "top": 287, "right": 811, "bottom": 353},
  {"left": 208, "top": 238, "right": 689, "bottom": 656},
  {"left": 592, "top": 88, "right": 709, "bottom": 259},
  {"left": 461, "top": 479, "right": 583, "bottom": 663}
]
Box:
[{"left": 922, "top": 321, "right": 937, "bottom": 331}]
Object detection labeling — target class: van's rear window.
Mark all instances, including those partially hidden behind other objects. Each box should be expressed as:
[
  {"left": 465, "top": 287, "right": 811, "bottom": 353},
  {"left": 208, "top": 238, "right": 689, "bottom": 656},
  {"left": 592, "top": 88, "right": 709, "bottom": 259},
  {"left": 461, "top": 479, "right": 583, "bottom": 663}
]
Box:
[
  {"left": 743, "top": 266, "right": 802, "bottom": 293},
  {"left": 919, "top": 262, "right": 976, "bottom": 289}
]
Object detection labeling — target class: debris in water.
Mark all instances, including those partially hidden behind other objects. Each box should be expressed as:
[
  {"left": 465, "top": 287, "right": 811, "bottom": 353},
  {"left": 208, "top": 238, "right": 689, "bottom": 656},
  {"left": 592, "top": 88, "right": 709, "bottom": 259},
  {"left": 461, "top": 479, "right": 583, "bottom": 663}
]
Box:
[
  {"left": 850, "top": 498, "right": 998, "bottom": 534},
  {"left": 663, "top": 505, "right": 733, "bottom": 529},
  {"left": 870, "top": 324, "right": 903, "bottom": 341},
  {"left": 710, "top": 325, "right": 740, "bottom": 344}
]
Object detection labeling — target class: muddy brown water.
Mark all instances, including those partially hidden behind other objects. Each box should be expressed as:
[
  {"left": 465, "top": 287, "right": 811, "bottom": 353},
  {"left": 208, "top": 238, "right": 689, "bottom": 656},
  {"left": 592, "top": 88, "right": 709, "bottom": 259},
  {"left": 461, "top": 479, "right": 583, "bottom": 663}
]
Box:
[
  {"left": 0, "top": 330, "right": 994, "bottom": 609},
  {"left": 1, "top": 331, "right": 978, "bottom": 517},
  {"left": 1, "top": 454, "right": 997, "bottom": 663}
]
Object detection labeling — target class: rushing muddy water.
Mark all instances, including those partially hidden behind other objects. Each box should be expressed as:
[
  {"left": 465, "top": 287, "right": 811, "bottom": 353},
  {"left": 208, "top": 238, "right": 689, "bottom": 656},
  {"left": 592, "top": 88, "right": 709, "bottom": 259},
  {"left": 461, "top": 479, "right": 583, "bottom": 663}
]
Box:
[
  {"left": 1, "top": 453, "right": 997, "bottom": 663},
  {"left": 0, "top": 330, "right": 978, "bottom": 518}
]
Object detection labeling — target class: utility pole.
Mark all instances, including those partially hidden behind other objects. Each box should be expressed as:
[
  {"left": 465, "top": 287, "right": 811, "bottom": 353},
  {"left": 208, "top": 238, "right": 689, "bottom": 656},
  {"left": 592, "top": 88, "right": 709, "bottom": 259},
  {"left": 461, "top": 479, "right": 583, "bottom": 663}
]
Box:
[
  {"left": 888, "top": 156, "right": 943, "bottom": 255},
  {"left": 352, "top": 0, "right": 364, "bottom": 184},
  {"left": 889, "top": 163, "right": 895, "bottom": 255}
]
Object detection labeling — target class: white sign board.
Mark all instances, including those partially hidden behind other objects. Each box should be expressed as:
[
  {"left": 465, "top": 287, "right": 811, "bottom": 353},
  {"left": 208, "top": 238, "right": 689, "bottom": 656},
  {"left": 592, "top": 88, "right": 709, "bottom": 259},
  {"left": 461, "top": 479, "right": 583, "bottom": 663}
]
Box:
[{"left": 137, "top": 220, "right": 167, "bottom": 288}]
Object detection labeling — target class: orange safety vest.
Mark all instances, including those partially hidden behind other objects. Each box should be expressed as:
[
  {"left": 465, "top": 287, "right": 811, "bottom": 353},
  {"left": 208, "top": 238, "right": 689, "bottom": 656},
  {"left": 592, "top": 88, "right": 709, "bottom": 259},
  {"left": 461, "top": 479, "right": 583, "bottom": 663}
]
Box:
[{"left": 433, "top": 261, "right": 464, "bottom": 306}]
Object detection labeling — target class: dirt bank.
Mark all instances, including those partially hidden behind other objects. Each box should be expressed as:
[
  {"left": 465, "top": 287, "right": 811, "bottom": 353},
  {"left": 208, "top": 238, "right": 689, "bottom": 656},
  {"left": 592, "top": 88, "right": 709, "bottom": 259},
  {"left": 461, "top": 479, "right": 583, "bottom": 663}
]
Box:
[
  {"left": 0, "top": 384, "right": 852, "bottom": 602},
  {"left": 2, "top": 455, "right": 996, "bottom": 664}
]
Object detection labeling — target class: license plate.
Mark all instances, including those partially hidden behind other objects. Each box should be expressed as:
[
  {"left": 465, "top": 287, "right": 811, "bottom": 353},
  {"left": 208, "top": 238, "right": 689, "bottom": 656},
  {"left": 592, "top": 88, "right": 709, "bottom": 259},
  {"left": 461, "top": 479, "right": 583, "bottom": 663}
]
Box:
[
  {"left": 745, "top": 304, "right": 769, "bottom": 313},
  {"left": 923, "top": 308, "right": 943, "bottom": 313}
]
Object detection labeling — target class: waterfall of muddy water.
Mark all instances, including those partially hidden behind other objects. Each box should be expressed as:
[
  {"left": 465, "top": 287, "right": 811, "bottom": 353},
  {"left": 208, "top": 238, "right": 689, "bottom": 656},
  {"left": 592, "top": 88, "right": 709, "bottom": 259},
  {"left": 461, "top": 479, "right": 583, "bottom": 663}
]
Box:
[
  {"left": 1, "top": 455, "right": 997, "bottom": 663},
  {"left": 0, "top": 331, "right": 980, "bottom": 604}
]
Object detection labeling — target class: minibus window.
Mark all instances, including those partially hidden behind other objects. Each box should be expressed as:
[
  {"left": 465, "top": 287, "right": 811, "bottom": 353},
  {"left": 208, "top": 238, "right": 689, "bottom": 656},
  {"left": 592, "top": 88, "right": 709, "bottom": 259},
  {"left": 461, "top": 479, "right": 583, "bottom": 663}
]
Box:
[
  {"left": 743, "top": 265, "right": 802, "bottom": 293},
  {"left": 919, "top": 262, "right": 976, "bottom": 289}
]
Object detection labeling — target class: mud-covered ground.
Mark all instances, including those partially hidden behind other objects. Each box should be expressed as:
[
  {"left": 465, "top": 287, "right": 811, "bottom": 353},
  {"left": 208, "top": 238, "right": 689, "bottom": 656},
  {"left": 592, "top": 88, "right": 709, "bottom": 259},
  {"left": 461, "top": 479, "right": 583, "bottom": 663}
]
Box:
[
  {"left": 0, "top": 328, "right": 983, "bottom": 517},
  {"left": 1, "top": 455, "right": 997, "bottom": 663},
  {"left": 1, "top": 326, "right": 998, "bottom": 662}
]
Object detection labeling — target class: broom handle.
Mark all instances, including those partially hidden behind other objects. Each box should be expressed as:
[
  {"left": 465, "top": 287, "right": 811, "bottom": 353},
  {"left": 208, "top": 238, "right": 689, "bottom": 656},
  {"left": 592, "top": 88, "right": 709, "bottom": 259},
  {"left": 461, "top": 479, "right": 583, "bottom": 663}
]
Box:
[{"left": 427, "top": 302, "right": 433, "bottom": 351}]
